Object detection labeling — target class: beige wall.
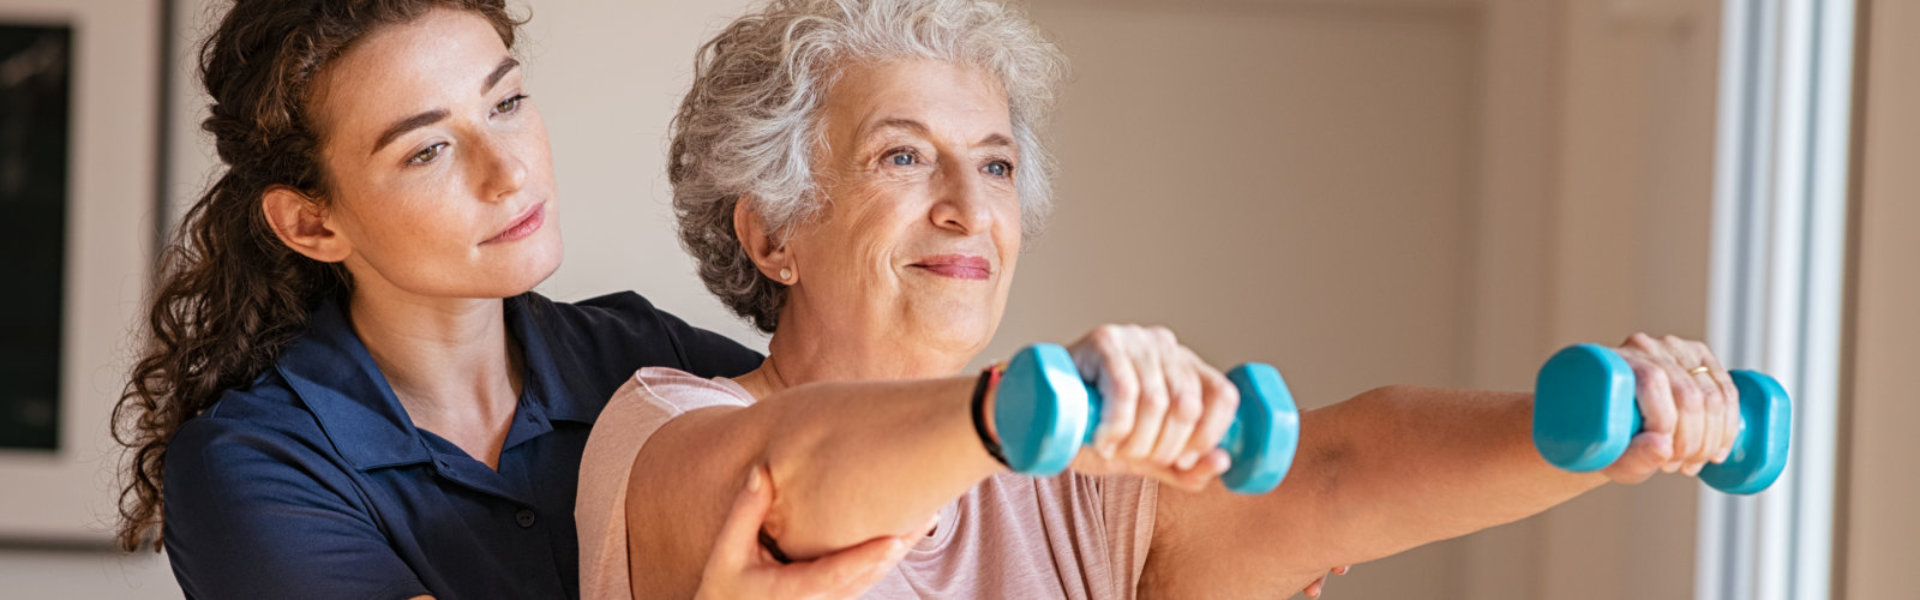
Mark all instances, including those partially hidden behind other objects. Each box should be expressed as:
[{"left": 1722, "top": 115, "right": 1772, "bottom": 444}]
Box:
[
  {"left": 9, "top": 0, "right": 1737, "bottom": 597},
  {"left": 1841, "top": 0, "right": 1920, "bottom": 596}
]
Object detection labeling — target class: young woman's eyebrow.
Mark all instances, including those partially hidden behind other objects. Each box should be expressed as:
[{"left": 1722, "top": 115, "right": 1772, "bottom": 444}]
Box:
[
  {"left": 369, "top": 57, "right": 520, "bottom": 156},
  {"left": 481, "top": 56, "right": 518, "bottom": 93},
  {"left": 372, "top": 109, "right": 449, "bottom": 155}
]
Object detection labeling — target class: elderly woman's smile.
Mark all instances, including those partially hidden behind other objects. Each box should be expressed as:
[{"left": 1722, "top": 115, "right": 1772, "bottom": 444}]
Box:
[{"left": 909, "top": 254, "right": 992, "bottom": 280}]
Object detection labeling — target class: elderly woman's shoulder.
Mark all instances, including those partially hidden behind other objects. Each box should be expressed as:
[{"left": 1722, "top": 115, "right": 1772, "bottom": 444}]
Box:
[{"left": 521, "top": 291, "right": 762, "bottom": 382}]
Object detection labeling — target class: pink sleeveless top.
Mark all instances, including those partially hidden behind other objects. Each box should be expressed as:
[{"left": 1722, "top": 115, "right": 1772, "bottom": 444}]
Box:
[{"left": 576, "top": 367, "right": 1159, "bottom": 599}]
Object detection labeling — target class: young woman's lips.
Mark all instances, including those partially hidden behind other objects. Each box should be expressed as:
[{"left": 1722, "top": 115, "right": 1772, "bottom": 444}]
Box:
[
  {"left": 912, "top": 254, "right": 991, "bottom": 280},
  {"left": 483, "top": 203, "right": 545, "bottom": 245}
]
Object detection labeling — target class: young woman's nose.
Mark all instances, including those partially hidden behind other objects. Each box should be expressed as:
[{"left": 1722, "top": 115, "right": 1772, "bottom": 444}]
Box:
[{"left": 471, "top": 133, "right": 529, "bottom": 202}]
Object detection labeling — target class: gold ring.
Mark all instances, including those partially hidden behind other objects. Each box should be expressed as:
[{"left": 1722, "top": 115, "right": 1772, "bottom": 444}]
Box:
[{"left": 1687, "top": 365, "right": 1712, "bottom": 376}]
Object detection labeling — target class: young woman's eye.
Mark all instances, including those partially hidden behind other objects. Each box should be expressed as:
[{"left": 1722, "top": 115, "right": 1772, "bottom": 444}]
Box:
[
  {"left": 493, "top": 93, "right": 528, "bottom": 115},
  {"left": 408, "top": 142, "right": 447, "bottom": 166},
  {"left": 984, "top": 160, "right": 1014, "bottom": 178}
]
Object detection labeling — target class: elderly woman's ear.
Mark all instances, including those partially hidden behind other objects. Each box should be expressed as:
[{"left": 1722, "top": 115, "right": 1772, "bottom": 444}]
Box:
[{"left": 733, "top": 196, "right": 796, "bottom": 285}]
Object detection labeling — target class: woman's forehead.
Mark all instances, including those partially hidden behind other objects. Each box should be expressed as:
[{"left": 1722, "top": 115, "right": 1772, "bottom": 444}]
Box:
[
  {"left": 825, "top": 59, "right": 1011, "bottom": 143},
  {"left": 308, "top": 8, "right": 514, "bottom": 148}
]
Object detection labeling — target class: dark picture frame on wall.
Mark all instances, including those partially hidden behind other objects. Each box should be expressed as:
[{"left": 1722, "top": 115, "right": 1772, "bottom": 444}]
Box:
[
  {"left": 0, "top": 23, "right": 72, "bottom": 453},
  {"left": 0, "top": 0, "right": 166, "bottom": 549}
]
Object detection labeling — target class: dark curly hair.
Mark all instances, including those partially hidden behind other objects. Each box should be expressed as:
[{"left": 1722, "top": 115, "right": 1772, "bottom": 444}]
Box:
[{"left": 112, "top": 0, "right": 522, "bottom": 553}]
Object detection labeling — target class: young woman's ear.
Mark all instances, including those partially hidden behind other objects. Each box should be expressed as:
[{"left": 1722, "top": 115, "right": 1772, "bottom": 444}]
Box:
[
  {"left": 262, "top": 186, "right": 351, "bottom": 263},
  {"left": 733, "top": 197, "right": 795, "bottom": 284}
]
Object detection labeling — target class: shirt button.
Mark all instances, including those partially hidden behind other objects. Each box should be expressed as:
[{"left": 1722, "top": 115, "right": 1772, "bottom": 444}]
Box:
[{"left": 515, "top": 507, "right": 537, "bottom": 529}]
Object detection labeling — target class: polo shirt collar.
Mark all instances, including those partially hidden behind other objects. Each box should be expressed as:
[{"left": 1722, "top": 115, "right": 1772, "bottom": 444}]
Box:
[
  {"left": 275, "top": 293, "right": 581, "bottom": 471},
  {"left": 506, "top": 293, "right": 599, "bottom": 425}
]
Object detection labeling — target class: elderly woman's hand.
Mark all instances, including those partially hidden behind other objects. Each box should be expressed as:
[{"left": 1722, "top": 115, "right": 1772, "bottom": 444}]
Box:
[
  {"left": 1061, "top": 325, "right": 1240, "bottom": 492},
  {"left": 1598, "top": 333, "right": 1745, "bottom": 483}
]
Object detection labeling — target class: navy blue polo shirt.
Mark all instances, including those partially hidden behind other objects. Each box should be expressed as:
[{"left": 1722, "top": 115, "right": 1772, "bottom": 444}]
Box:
[{"left": 162, "top": 291, "right": 761, "bottom": 600}]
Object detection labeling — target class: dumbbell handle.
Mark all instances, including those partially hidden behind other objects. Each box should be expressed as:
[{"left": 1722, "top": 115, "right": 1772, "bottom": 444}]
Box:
[
  {"left": 993, "top": 343, "right": 1300, "bottom": 494},
  {"left": 1533, "top": 344, "right": 1792, "bottom": 495}
]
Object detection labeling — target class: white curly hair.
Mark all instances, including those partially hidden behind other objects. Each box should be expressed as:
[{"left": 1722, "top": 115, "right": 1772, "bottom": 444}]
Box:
[{"left": 669, "top": 0, "right": 1069, "bottom": 333}]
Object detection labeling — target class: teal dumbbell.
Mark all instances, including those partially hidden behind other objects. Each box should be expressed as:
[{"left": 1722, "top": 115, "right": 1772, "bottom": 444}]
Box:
[
  {"left": 990, "top": 343, "right": 1300, "bottom": 494},
  {"left": 1533, "top": 343, "right": 1792, "bottom": 495}
]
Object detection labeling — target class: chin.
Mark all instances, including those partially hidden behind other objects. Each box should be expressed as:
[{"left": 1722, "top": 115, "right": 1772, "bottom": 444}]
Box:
[
  {"left": 913, "top": 315, "right": 996, "bottom": 358},
  {"left": 480, "top": 238, "right": 564, "bottom": 298}
]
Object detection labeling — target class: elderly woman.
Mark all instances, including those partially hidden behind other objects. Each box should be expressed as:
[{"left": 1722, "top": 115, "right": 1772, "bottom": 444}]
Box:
[{"left": 576, "top": 1, "right": 1744, "bottom": 598}]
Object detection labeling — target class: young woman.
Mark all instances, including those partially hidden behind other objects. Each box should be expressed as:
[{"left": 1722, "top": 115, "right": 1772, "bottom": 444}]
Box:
[{"left": 112, "top": 1, "right": 904, "bottom": 598}]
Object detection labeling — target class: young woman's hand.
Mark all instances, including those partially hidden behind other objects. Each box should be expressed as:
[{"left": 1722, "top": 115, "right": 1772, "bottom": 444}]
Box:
[
  {"left": 693, "top": 465, "right": 914, "bottom": 600},
  {"left": 1062, "top": 324, "right": 1240, "bottom": 492},
  {"left": 1599, "top": 333, "right": 1745, "bottom": 484}
]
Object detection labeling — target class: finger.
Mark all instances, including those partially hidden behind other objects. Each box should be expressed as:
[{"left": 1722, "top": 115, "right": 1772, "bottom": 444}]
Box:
[
  {"left": 1181, "top": 356, "right": 1239, "bottom": 472},
  {"left": 1626, "top": 357, "right": 1678, "bottom": 448},
  {"left": 1664, "top": 336, "right": 1721, "bottom": 475},
  {"left": 1130, "top": 449, "right": 1226, "bottom": 493},
  {"left": 1625, "top": 336, "right": 1697, "bottom": 473},
  {"left": 704, "top": 465, "right": 774, "bottom": 581},
  {"left": 1605, "top": 431, "right": 1671, "bottom": 484},
  {"left": 1696, "top": 343, "right": 1743, "bottom": 463},
  {"left": 1305, "top": 576, "right": 1326, "bottom": 599},
  {"left": 1661, "top": 359, "right": 1709, "bottom": 475},
  {"left": 1077, "top": 328, "right": 1138, "bottom": 459},
  {"left": 1122, "top": 333, "right": 1172, "bottom": 461},
  {"left": 779, "top": 534, "right": 908, "bottom": 599},
  {"left": 1149, "top": 333, "right": 1204, "bottom": 466},
  {"left": 1333, "top": 565, "right": 1352, "bottom": 576}
]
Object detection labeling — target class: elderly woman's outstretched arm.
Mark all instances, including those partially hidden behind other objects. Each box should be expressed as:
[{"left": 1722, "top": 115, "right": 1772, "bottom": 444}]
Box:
[
  {"left": 621, "top": 327, "right": 1237, "bottom": 598},
  {"left": 1140, "top": 335, "right": 1744, "bottom": 597}
]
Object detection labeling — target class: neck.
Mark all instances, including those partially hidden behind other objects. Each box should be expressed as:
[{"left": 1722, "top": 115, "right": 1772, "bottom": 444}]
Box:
[
  {"left": 742, "top": 312, "right": 975, "bottom": 396},
  {"left": 345, "top": 279, "right": 522, "bottom": 427}
]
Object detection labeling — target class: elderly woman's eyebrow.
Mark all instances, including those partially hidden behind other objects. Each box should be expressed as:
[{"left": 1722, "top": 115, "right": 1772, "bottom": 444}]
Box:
[{"left": 861, "top": 117, "right": 1014, "bottom": 149}]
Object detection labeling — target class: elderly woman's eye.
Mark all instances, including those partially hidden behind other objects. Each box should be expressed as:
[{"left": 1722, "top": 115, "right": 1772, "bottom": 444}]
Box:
[
  {"left": 984, "top": 160, "right": 1013, "bottom": 178},
  {"left": 886, "top": 150, "right": 918, "bottom": 167},
  {"left": 408, "top": 142, "right": 447, "bottom": 166}
]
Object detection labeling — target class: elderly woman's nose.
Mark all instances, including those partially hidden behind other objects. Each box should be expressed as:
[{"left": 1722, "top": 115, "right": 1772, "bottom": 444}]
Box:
[
  {"left": 471, "top": 133, "right": 531, "bottom": 202},
  {"left": 929, "top": 161, "right": 993, "bottom": 233}
]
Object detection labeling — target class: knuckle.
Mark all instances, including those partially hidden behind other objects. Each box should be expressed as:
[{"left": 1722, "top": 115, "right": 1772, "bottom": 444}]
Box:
[
  {"left": 1677, "top": 385, "right": 1704, "bottom": 411},
  {"left": 1214, "top": 386, "right": 1242, "bottom": 415},
  {"left": 1637, "top": 364, "right": 1669, "bottom": 387},
  {"left": 1150, "top": 325, "right": 1177, "bottom": 344},
  {"left": 1171, "top": 395, "right": 1202, "bottom": 423},
  {"left": 1141, "top": 389, "right": 1169, "bottom": 413}
]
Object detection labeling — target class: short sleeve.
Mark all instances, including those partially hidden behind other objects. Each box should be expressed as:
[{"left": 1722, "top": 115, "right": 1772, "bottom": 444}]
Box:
[
  {"left": 576, "top": 368, "right": 755, "bottom": 599},
  {"left": 163, "top": 417, "right": 430, "bottom": 600}
]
